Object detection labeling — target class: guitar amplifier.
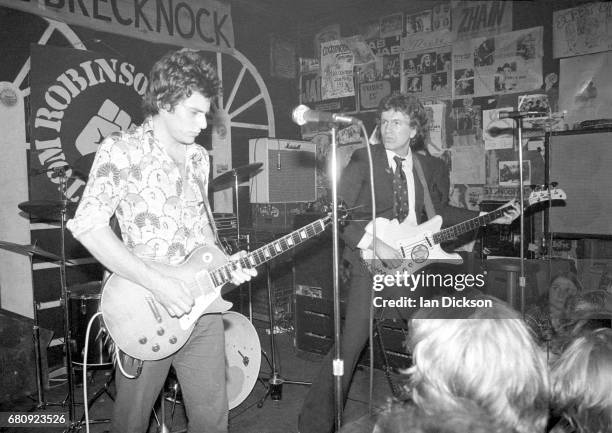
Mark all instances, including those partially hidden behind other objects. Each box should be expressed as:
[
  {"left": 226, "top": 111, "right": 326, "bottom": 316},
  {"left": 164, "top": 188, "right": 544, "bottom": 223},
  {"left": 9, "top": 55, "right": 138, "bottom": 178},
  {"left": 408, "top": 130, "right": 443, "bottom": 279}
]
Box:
[
  {"left": 249, "top": 138, "right": 317, "bottom": 203},
  {"left": 213, "top": 213, "right": 238, "bottom": 239}
]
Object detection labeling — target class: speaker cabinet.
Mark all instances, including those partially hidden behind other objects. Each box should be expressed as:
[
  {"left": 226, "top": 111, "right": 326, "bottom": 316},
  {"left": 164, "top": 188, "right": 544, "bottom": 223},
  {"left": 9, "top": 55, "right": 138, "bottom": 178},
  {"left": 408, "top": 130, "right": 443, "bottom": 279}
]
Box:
[
  {"left": 249, "top": 138, "right": 316, "bottom": 203},
  {"left": 549, "top": 129, "right": 612, "bottom": 235},
  {"left": 0, "top": 309, "right": 52, "bottom": 403}
]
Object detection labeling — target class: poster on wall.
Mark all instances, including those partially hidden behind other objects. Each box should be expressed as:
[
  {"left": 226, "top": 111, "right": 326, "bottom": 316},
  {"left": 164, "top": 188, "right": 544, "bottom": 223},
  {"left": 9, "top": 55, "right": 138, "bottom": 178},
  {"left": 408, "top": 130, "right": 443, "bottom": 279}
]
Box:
[
  {"left": 449, "top": 104, "right": 482, "bottom": 147},
  {"left": 298, "top": 58, "right": 355, "bottom": 139},
  {"left": 450, "top": 145, "right": 486, "bottom": 184},
  {"left": 358, "top": 36, "right": 401, "bottom": 110},
  {"left": 482, "top": 107, "right": 514, "bottom": 150},
  {"left": 553, "top": 2, "right": 612, "bottom": 58},
  {"left": 451, "top": 0, "right": 513, "bottom": 41},
  {"left": 320, "top": 39, "right": 355, "bottom": 100},
  {"left": 29, "top": 44, "right": 145, "bottom": 203},
  {"left": 405, "top": 10, "right": 433, "bottom": 34},
  {"left": 380, "top": 13, "right": 403, "bottom": 38},
  {"left": 424, "top": 103, "right": 445, "bottom": 157},
  {"left": 559, "top": 51, "right": 612, "bottom": 128},
  {"left": 314, "top": 24, "right": 341, "bottom": 59},
  {"left": 452, "top": 27, "right": 543, "bottom": 98},
  {"left": 498, "top": 160, "right": 531, "bottom": 186},
  {"left": 402, "top": 47, "right": 452, "bottom": 98}
]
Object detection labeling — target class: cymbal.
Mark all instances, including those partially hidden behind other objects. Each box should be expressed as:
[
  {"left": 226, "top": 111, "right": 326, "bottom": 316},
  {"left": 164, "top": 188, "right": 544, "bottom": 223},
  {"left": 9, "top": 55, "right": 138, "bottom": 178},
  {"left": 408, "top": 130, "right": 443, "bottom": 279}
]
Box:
[
  {"left": 0, "top": 240, "right": 64, "bottom": 261},
  {"left": 210, "top": 162, "right": 263, "bottom": 191},
  {"left": 18, "top": 199, "right": 78, "bottom": 221},
  {"left": 72, "top": 153, "right": 96, "bottom": 181}
]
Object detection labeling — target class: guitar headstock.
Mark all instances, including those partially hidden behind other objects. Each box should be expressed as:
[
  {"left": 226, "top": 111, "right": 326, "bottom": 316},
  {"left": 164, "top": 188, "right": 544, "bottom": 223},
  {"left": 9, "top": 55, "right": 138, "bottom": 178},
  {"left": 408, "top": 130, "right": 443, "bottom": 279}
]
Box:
[{"left": 527, "top": 183, "right": 567, "bottom": 206}]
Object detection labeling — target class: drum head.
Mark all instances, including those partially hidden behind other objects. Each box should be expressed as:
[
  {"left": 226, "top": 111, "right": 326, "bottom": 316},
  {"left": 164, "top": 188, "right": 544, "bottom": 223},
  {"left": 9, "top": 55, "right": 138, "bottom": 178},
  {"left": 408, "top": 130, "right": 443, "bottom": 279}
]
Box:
[
  {"left": 223, "top": 312, "right": 261, "bottom": 410},
  {"left": 69, "top": 281, "right": 102, "bottom": 299}
]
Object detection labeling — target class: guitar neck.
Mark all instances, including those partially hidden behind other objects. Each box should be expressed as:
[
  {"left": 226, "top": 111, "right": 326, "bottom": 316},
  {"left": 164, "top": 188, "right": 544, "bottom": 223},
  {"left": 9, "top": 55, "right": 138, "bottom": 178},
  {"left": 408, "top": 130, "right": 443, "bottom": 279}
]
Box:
[
  {"left": 432, "top": 206, "right": 510, "bottom": 245},
  {"left": 208, "top": 216, "right": 331, "bottom": 287}
]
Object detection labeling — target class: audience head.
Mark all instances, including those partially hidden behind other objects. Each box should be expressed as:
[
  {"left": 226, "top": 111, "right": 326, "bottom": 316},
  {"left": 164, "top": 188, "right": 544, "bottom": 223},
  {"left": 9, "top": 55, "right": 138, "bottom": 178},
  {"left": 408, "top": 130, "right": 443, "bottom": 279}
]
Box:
[
  {"left": 549, "top": 271, "right": 583, "bottom": 315},
  {"left": 373, "top": 400, "right": 512, "bottom": 433},
  {"left": 406, "top": 296, "right": 550, "bottom": 433},
  {"left": 551, "top": 328, "right": 612, "bottom": 433}
]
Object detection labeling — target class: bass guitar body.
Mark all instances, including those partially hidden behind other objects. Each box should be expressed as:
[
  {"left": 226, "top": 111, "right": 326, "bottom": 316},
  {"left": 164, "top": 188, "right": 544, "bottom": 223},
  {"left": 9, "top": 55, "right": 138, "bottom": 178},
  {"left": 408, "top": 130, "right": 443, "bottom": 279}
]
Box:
[
  {"left": 101, "top": 244, "right": 232, "bottom": 361},
  {"left": 361, "top": 215, "right": 462, "bottom": 275}
]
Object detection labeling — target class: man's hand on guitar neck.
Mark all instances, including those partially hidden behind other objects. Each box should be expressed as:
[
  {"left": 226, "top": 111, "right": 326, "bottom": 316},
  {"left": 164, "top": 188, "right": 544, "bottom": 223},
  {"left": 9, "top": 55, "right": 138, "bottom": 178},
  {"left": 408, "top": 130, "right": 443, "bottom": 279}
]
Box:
[
  {"left": 487, "top": 199, "right": 521, "bottom": 225},
  {"left": 227, "top": 250, "right": 257, "bottom": 286}
]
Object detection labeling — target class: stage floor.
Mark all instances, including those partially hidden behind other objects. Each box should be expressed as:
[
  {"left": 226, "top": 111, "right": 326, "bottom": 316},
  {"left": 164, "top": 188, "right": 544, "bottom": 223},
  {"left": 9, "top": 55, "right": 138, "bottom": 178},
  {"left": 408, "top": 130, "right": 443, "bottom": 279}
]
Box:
[{"left": 2, "top": 320, "right": 399, "bottom": 433}]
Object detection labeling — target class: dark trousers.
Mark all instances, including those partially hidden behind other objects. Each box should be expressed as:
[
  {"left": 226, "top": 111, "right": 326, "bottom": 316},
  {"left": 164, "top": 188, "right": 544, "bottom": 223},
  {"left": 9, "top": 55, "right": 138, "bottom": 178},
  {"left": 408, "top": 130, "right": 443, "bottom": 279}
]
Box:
[
  {"left": 110, "top": 313, "right": 227, "bottom": 433},
  {"left": 298, "top": 261, "right": 413, "bottom": 433}
]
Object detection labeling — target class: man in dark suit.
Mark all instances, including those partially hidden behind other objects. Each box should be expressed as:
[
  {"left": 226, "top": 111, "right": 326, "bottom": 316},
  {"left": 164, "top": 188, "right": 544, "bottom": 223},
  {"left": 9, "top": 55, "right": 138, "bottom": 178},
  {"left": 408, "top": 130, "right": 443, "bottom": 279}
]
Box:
[{"left": 298, "top": 94, "right": 519, "bottom": 433}]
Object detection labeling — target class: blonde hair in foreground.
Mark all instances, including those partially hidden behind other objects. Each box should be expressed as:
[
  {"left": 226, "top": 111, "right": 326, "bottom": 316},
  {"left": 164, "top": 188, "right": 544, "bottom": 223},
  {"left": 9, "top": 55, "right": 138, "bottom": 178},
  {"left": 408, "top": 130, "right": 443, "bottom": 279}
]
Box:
[
  {"left": 552, "top": 327, "right": 612, "bottom": 433},
  {"left": 407, "top": 297, "right": 550, "bottom": 433}
]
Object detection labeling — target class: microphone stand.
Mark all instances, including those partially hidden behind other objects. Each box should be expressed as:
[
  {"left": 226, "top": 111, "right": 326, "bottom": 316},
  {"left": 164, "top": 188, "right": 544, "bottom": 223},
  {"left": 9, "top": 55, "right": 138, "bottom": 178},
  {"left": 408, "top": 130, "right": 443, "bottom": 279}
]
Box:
[
  {"left": 511, "top": 117, "right": 527, "bottom": 316},
  {"left": 329, "top": 125, "right": 343, "bottom": 431}
]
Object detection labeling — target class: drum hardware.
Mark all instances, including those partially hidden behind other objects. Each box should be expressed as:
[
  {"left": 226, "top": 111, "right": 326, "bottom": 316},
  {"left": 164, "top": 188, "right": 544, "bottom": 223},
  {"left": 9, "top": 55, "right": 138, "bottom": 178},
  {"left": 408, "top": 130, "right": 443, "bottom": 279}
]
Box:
[
  {"left": 210, "top": 162, "right": 263, "bottom": 322},
  {"left": 256, "top": 261, "right": 311, "bottom": 408},
  {"left": 18, "top": 167, "right": 80, "bottom": 430}
]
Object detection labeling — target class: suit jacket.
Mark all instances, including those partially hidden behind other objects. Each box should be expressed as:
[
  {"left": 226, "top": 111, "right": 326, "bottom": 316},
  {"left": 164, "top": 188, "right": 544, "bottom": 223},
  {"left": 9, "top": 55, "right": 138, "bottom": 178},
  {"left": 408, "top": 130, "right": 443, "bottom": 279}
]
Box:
[{"left": 338, "top": 143, "right": 478, "bottom": 266}]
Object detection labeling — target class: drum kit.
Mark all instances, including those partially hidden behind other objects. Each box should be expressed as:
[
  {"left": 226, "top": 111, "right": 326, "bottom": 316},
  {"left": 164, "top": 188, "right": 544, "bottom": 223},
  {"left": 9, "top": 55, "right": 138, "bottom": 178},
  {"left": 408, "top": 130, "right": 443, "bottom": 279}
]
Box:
[{"left": 0, "top": 158, "right": 273, "bottom": 430}]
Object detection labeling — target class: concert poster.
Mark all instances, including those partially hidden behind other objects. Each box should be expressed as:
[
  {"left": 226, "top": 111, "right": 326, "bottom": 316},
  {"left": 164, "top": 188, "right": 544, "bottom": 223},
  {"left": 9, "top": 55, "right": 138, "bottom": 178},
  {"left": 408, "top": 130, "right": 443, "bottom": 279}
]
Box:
[{"left": 452, "top": 27, "right": 544, "bottom": 98}]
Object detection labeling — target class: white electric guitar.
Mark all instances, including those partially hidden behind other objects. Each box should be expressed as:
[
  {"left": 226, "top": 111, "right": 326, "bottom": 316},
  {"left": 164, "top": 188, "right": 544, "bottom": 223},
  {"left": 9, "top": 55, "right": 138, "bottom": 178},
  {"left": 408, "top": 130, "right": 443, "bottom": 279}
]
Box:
[
  {"left": 101, "top": 215, "right": 332, "bottom": 361},
  {"left": 361, "top": 187, "right": 566, "bottom": 276}
]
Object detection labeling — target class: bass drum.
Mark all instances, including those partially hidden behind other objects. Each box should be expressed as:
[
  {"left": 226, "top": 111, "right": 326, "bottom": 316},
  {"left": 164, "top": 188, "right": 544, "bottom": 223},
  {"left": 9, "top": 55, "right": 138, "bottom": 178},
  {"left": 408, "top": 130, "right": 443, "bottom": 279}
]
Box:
[
  {"left": 224, "top": 311, "right": 261, "bottom": 409},
  {"left": 163, "top": 312, "right": 261, "bottom": 410}
]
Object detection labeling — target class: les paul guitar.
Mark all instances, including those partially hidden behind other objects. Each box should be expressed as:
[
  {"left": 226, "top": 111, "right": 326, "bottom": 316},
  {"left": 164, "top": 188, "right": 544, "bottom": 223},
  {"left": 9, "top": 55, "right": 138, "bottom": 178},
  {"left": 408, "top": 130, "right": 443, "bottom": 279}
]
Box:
[
  {"left": 101, "top": 215, "right": 332, "bottom": 361},
  {"left": 361, "top": 187, "right": 566, "bottom": 276}
]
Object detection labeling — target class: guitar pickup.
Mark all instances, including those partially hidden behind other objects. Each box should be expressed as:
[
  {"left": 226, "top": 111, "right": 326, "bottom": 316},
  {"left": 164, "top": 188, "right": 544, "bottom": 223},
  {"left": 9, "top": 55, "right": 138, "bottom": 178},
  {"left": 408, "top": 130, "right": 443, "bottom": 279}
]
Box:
[{"left": 145, "top": 296, "right": 163, "bottom": 323}]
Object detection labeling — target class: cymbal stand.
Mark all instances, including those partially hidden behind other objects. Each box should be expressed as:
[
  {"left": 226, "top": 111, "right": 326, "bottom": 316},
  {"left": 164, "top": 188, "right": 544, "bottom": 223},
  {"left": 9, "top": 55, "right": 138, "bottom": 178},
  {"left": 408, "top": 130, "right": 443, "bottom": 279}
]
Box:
[
  {"left": 256, "top": 261, "right": 310, "bottom": 408},
  {"left": 56, "top": 168, "right": 77, "bottom": 429}
]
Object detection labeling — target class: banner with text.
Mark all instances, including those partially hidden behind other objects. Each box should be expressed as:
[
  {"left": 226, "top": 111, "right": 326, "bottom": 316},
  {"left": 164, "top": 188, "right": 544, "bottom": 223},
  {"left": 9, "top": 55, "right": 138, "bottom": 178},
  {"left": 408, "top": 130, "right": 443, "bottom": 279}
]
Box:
[
  {"left": 451, "top": 0, "right": 512, "bottom": 41},
  {"left": 1, "top": 0, "right": 234, "bottom": 53}
]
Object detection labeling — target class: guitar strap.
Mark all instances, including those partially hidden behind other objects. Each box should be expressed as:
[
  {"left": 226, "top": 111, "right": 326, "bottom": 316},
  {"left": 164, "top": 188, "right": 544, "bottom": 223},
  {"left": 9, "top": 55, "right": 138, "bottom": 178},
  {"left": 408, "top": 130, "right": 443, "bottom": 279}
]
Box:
[
  {"left": 195, "top": 170, "right": 228, "bottom": 254},
  {"left": 412, "top": 154, "right": 436, "bottom": 220}
]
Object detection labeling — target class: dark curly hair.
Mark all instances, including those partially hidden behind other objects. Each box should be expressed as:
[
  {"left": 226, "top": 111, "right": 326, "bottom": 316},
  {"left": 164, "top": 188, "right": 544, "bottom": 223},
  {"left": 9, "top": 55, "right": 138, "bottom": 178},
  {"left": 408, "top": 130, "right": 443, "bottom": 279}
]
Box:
[
  {"left": 378, "top": 93, "right": 429, "bottom": 151},
  {"left": 142, "top": 49, "right": 221, "bottom": 117}
]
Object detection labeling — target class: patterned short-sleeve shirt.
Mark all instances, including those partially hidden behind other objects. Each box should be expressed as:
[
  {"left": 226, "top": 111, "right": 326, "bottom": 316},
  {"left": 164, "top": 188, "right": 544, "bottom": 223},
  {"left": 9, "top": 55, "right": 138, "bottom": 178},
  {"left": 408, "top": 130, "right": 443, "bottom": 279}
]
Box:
[{"left": 67, "top": 117, "right": 215, "bottom": 264}]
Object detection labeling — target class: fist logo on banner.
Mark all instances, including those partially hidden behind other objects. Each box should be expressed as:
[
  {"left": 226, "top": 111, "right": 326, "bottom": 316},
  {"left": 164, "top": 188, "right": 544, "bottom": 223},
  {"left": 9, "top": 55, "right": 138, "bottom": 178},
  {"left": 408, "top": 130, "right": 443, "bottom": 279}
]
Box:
[{"left": 76, "top": 100, "right": 134, "bottom": 156}]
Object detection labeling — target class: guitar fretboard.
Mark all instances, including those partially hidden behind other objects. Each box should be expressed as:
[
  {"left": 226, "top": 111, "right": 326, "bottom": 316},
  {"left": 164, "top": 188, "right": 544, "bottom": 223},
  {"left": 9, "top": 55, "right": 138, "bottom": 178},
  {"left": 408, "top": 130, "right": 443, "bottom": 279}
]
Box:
[
  {"left": 208, "top": 217, "right": 330, "bottom": 287},
  {"left": 432, "top": 207, "right": 509, "bottom": 244}
]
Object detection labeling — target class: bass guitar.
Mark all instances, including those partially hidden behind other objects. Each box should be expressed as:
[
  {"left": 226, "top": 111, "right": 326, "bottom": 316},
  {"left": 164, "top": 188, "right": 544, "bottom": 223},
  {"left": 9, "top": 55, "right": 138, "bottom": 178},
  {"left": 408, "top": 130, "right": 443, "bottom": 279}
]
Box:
[
  {"left": 101, "top": 215, "right": 331, "bottom": 361},
  {"left": 361, "top": 187, "right": 566, "bottom": 276}
]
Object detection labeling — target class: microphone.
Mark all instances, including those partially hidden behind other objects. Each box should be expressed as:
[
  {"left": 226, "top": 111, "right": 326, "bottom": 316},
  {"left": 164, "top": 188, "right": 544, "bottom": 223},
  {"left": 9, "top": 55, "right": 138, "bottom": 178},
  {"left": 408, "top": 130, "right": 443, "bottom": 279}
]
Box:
[
  {"left": 495, "top": 110, "right": 544, "bottom": 120},
  {"left": 292, "top": 104, "right": 361, "bottom": 126}
]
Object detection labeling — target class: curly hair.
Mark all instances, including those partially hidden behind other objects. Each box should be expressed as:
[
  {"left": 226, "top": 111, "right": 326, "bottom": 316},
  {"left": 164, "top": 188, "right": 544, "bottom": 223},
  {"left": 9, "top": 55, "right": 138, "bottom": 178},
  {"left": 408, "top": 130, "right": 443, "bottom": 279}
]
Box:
[
  {"left": 378, "top": 93, "right": 429, "bottom": 151},
  {"left": 552, "top": 328, "right": 612, "bottom": 433},
  {"left": 142, "top": 49, "right": 221, "bottom": 117},
  {"left": 406, "top": 296, "right": 550, "bottom": 433}
]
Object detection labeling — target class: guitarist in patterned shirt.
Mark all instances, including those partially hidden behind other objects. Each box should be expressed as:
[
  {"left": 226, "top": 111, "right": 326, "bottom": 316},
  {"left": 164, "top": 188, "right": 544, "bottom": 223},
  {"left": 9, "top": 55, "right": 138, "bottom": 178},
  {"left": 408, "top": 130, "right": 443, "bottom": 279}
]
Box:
[{"left": 67, "top": 49, "right": 256, "bottom": 433}]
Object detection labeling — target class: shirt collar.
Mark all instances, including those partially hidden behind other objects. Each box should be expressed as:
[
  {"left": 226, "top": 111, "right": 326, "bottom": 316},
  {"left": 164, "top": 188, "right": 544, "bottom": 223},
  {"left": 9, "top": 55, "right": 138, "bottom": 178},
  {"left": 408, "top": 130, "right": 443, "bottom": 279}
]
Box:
[{"left": 385, "top": 148, "right": 413, "bottom": 170}]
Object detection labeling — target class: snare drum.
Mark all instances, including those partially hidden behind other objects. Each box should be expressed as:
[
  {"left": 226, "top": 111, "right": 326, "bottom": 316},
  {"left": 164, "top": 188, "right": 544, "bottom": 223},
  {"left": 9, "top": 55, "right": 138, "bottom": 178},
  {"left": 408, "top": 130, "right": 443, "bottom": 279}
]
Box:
[{"left": 68, "top": 281, "right": 112, "bottom": 366}]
